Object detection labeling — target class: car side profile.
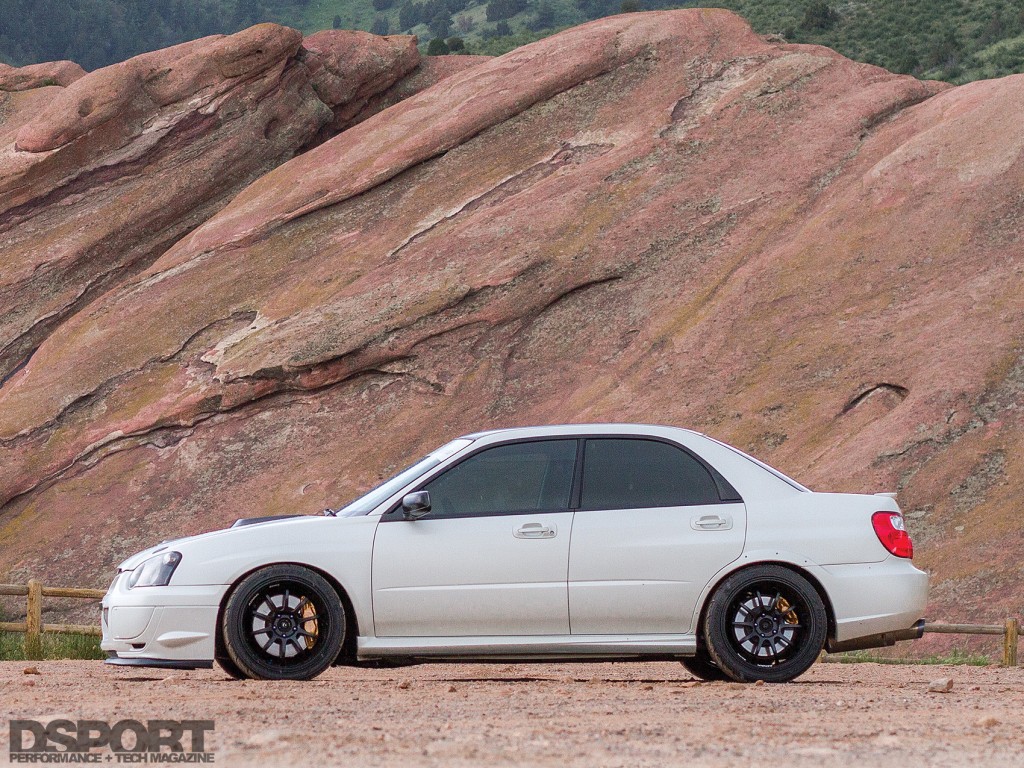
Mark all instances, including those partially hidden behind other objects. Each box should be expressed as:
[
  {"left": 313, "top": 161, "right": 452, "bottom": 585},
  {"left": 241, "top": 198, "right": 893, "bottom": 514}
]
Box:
[{"left": 101, "top": 424, "right": 928, "bottom": 683}]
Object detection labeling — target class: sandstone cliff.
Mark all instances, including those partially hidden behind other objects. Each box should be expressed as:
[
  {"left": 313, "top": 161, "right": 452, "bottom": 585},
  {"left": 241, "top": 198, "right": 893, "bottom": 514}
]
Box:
[{"left": 0, "top": 11, "right": 1020, "bottom": 638}]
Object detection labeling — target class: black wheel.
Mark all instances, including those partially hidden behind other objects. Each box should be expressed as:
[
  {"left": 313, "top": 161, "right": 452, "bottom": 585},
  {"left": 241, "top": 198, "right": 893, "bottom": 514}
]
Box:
[
  {"left": 222, "top": 564, "right": 345, "bottom": 681},
  {"left": 703, "top": 565, "right": 826, "bottom": 683},
  {"left": 679, "top": 651, "right": 730, "bottom": 682}
]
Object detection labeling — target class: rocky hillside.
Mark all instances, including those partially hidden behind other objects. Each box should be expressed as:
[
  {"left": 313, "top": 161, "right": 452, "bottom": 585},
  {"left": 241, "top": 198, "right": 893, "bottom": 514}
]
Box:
[{"left": 0, "top": 10, "right": 1021, "bottom": 645}]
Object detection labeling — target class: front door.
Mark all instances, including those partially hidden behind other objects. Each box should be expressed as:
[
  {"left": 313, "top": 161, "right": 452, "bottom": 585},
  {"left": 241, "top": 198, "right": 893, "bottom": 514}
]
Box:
[{"left": 372, "top": 439, "right": 578, "bottom": 637}]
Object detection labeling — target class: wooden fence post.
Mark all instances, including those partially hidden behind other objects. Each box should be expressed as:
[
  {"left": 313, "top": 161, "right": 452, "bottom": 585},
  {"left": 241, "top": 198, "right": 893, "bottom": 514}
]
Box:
[
  {"left": 1005, "top": 618, "right": 1019, "bottom": 667},
  {"left": 25, "top": 579, "right": 43, "bottom": 660}
]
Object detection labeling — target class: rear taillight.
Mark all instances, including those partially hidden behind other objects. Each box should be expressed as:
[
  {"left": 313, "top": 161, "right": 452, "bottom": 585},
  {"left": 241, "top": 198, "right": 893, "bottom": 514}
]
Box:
[{"left": 872, "top": 511, "right": 913, "bottom": 558}]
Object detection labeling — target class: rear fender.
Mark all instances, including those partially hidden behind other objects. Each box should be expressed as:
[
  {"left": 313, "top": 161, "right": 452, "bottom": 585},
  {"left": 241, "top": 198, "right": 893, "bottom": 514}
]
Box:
[{"left": 690, "top": 551, "right": 836, "bottom": 641}]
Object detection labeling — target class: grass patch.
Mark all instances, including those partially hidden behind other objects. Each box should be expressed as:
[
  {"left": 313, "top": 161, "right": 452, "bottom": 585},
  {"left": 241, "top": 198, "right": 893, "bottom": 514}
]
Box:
[
  {"left": 825, "top": 648, "right": 993, "bottom": 666},
  {"left": 0, "top": 631, "right": 104, "bottom": 661}
]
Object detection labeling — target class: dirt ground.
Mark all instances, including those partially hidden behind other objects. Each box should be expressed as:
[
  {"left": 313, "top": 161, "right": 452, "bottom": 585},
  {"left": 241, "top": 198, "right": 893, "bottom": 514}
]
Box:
[{"left": 1, "top": 660, "right": 1022, "bottom": 767}]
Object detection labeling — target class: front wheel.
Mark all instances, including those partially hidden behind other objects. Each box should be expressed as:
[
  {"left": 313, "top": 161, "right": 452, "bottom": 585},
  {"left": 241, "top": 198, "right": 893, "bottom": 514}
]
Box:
[
  {"left": 679, "top": 651, "right": 730, "bottom": 682},
  {"left": 703, "top": 565, "right": 826, "bottom": 683},
  {"left": 221, "top": 564, "right": 345, "bottom": 680}
]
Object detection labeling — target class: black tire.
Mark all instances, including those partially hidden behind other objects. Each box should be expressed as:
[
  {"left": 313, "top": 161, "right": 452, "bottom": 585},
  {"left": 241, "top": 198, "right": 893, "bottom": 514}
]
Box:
[
  {"left": 214, "top": 624, "right": 246, "bottom": 679},
  {"left": 215, "top": 653, "right": 246, "bottom": 680},
  {"left": 703, "top": 565, "right": 826, "bottom": 683},
  {"left": 221, "top": 564, "right": 345, "bottom": 681},
  {"left": 679, "top": 651, "right": 730, "bottom": 682}
]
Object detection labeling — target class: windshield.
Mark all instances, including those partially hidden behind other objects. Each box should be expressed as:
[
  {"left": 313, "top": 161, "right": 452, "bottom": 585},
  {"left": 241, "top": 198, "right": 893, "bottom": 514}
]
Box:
[{"left": 336, "top": 439, "right": 473, "bottom": 516}]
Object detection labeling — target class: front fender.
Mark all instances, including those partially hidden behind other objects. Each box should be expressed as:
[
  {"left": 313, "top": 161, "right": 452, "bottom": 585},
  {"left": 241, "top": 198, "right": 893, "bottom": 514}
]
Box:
[{"left": 164, "top": 515, "right": 377, "bottom": 638}]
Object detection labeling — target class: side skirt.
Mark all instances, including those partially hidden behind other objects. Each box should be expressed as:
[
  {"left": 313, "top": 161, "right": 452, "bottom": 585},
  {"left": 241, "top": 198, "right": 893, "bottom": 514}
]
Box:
[{"left": 356, "top": 634, "right": 697, "bottom": 662}]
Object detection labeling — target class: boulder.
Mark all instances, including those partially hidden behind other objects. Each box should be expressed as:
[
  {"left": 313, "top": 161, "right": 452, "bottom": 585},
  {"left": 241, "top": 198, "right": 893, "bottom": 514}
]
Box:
[
  {"left": 0, "top": 60, "right": 86, "bottom": 91},
  {"left": 301, "top": 31, "right": 420, "bottom": 135}
]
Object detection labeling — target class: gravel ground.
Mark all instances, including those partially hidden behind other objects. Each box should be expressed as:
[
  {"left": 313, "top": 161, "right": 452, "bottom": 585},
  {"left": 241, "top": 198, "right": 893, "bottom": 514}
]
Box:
[{"left": 1, "top": 660, "right": 1022, "bottom": 767}]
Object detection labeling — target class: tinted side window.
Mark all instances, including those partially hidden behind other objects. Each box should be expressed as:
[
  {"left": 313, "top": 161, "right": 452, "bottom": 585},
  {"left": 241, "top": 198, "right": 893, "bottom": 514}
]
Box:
[
  {"left": 580, "top": 439, "right": 720, "bottom": 510},
  {"left": 423, "top": 440, "right": 577, "bottom": 518}
]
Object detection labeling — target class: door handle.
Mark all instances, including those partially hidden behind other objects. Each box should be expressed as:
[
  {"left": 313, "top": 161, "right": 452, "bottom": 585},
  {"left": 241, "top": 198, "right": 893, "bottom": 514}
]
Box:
[
  {"left": 513, "top": 522, "right": 557, "bottom": 539},
  {"left": 691, "top": 514, "right": 732, "bottom": 531}
]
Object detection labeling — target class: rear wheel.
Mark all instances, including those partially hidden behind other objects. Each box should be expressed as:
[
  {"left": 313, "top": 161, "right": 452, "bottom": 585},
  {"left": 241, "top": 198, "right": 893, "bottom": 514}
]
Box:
[
  {"left": 222, "top": 564, "right": 345, "bottom": 681},
  {"left": 703, "top": 565, "right": 826, "bottom": 683}
]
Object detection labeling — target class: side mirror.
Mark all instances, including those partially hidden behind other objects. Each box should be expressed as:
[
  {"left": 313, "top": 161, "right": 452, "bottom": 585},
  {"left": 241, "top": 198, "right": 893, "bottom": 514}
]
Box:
[{"left": 401, "top": 491, "right": 431, "bottom": 520}]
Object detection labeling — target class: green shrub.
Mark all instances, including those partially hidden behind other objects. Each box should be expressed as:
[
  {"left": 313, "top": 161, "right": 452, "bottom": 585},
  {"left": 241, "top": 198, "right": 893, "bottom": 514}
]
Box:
[
  {"left": 802, "top": 1, "right": 840, "bottom": 32},
  {"left": 826, "top": 647, "right": 992, "bottom": 666},
  {"left": 426, "top": 37, "right": 451, "bottom": 55}
]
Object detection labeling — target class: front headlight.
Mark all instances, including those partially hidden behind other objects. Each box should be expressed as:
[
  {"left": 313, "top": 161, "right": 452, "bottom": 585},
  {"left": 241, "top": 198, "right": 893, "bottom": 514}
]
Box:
[{"left": 126, "top": 551, "right": 182, "bottom": 588}]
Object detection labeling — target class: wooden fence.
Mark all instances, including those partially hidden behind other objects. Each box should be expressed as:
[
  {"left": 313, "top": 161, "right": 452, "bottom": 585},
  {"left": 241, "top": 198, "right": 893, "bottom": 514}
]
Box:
[
  {"left": 924, "top": 620, "right": 1018, "bottom": 667},
  {"left": 0, "top": 579, "right": 104, "bottom": 660},
  {"left": 0, "top": 578, "right": 1020, "bottom": 665}
]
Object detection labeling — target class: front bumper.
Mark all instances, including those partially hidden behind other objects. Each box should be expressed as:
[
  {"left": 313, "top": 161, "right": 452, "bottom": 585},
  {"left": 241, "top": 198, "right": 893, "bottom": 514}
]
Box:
[
  {"left": 101, "top": 573, "right": 228, "bottom": 665},
  {"left": 105, "top": 655, "right": 213, "bottom": 670}
]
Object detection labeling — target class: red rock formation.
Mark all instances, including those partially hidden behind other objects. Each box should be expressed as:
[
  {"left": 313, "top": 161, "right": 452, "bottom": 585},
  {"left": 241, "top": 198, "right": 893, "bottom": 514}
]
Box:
[
  {"left": 0, "top": 25, "right": 419, "bottom": 387},
  {"left": 347, "top": 54, "right": 492, "bottom": 128},
  {"left": 0, "top": 60, "right": 86, "bottom": 91},
  {"left": 0, "top": 11, "right": 1020, "bottom": 637},
  {"left": 302, "top": 31, "right": 420, "bottom": 135}
]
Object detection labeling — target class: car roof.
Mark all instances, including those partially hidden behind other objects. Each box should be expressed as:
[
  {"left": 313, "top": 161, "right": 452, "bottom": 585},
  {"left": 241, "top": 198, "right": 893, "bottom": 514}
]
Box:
[{"left": 458, "top": 423, "right": 702, "bottom": 440}]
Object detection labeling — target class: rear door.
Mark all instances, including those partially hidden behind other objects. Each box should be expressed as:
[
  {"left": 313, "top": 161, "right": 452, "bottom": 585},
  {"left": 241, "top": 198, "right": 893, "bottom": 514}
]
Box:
[
  {"left": 568, "top": 437, "right": 746, "bottom": 634},
  {"left": 372, "top": 439, "right": 578, "bottom": 637}
]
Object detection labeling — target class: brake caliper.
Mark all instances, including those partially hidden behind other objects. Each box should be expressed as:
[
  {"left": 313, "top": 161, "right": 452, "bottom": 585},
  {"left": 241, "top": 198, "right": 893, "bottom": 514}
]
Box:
[{"left": 777, "top": 596, "right": 799, "bottom": 624}]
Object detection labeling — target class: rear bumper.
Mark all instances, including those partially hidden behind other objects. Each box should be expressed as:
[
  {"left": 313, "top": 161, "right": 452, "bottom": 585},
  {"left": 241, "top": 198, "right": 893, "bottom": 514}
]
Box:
[
  {"left": 812, "top": 558, "right": 929, "bottom": 644},
  {"left": 100, "top": 575, "right": 226, "bottom": 664}
]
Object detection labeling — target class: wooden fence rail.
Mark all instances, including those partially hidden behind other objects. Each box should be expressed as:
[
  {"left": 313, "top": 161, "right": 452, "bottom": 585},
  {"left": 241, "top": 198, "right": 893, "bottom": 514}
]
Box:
[
  {"left": 924, "top": 620, "right": 1018, "bottom": 667},
  {"left": 0, "top": 579, "right": 104, "bottom": 660},
  {"left": 0, "top": 578, "right": 1020, "bottom": 666}
]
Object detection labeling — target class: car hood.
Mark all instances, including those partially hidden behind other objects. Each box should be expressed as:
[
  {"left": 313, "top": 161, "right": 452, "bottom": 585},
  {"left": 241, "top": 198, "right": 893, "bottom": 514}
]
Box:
[{"left": 115, "top": 514, "right": 339, "bottom": 571}]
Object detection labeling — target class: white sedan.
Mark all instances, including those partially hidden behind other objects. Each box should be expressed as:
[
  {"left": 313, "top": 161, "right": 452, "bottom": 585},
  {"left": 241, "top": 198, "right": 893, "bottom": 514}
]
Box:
[{"left": 101, "top": 424, "right": 928, "bottom": 682}]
